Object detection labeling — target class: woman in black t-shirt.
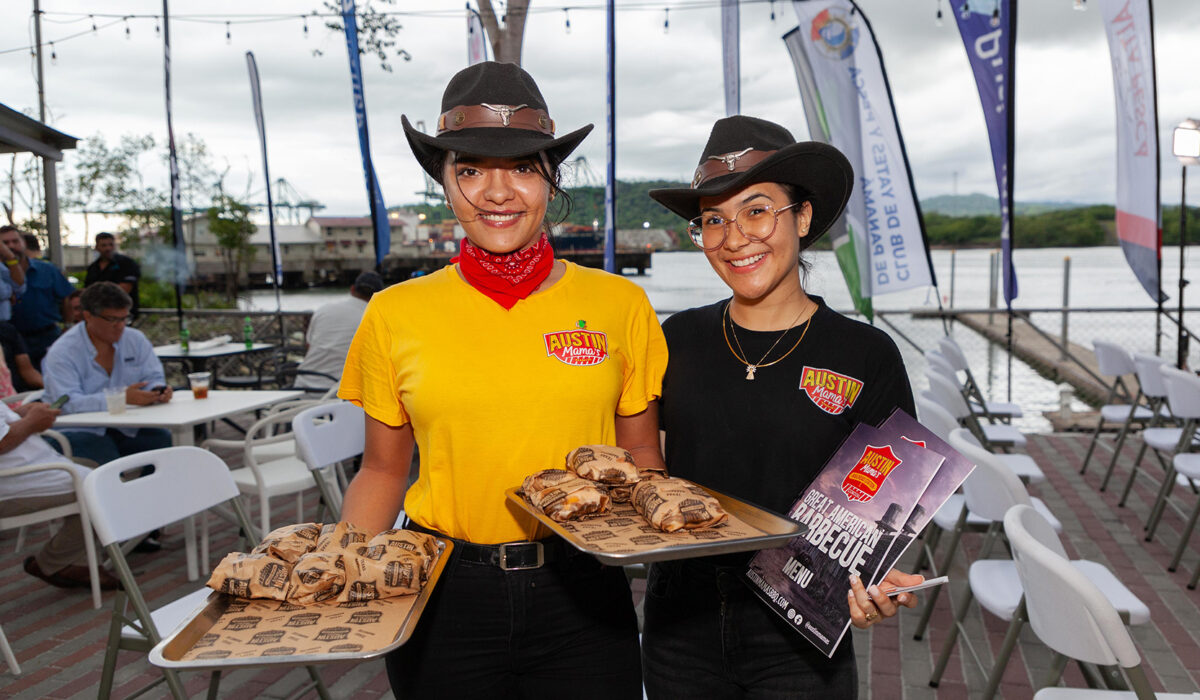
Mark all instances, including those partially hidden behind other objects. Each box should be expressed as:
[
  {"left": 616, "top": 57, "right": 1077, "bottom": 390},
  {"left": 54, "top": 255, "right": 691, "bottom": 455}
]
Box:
[{"left": 642, "top": 116, "right": 923, "bottom": 699}]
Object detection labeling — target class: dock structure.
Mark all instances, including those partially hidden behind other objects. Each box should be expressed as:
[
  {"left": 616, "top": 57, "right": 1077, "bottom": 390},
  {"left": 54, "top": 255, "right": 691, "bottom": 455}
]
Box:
[{"left": 913, "top": 308, "right": 1121, "bottom": 407}]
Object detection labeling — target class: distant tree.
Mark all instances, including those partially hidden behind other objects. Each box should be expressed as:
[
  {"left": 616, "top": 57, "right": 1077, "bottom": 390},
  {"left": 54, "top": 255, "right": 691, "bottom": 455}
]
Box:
[
  {"left": 207, "top": 194, "right": 258, "bottom": 298},
  {"left": 320, "top": 0, "right": 528, "bottom": 67}
]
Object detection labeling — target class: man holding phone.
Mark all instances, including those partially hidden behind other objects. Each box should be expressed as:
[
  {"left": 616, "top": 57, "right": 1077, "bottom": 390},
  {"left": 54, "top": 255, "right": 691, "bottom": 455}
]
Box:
[{"left": 42, "top": 282, "right": 172, "bottom": 466}]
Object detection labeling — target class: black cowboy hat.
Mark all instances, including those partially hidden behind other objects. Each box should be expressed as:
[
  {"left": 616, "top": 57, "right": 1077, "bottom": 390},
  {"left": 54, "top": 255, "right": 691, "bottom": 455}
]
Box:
[
  {"left": 649, "top": 116, "right": 853, "bottom": 248},
  {"left": 402, "top": 62, "right": 593, "bottom": 183}
]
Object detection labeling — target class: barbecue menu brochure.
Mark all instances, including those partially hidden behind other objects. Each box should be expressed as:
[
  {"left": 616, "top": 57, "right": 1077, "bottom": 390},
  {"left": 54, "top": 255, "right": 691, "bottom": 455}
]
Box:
[{"left": 745, "top": 418, "right": 967, "bottom": 657}]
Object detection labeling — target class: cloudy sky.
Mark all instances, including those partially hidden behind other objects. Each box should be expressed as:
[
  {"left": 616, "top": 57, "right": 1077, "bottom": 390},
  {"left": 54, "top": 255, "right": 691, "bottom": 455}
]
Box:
[{"left": 3, "top": 0, "right": 1200, "bottom": 241}]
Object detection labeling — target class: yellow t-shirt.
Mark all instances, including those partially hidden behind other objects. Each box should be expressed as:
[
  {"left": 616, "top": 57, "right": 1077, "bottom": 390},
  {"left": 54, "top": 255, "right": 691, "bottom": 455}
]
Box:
[{"left": 339, "top": 261, "right": 667, "bottom": 544}]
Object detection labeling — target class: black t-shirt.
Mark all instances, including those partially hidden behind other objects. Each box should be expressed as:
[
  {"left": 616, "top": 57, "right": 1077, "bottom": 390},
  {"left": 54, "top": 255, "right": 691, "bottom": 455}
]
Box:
[
  {"left": 84, "top": 253, "right": 141, "bottom": 314},
  {"left": 660, "top": 296, "right": 915, "bottom": 519},
  {"left": 0, "top": 321, "right": 32, "bottom": 392}
]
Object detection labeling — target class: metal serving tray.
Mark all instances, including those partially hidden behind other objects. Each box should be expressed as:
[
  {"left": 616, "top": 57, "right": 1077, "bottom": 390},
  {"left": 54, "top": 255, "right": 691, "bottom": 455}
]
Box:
[
  {"left": 506, "top": 486, "right": 805, "bottom": 565},
  {"left": 150, "top": 540, "right": 451, "bottom": 671}
]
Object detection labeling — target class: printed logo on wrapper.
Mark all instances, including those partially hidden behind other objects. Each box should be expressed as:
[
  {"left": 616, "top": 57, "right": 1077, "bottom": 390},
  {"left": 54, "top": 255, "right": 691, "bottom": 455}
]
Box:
[
  {"left": 841, "top": 444, "right": 902, "bottom": 503},
  {"left": 810, "top": 8, "right": 858, "bottom": 60},
  {"left": 799, "top": 367, "right": 863, "bottom": 415},
  {"left": 543, "top": 321, "right": 608, "bottom": 366}
]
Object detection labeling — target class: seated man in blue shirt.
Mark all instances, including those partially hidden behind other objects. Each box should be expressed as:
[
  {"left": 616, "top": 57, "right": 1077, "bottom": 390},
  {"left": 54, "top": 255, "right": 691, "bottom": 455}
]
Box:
[
  {"left": 42, "top": 282, "right": 172, "bottom": 465},
  {"left": 1, "top": 225, "right": 76, "bottom": 369}
]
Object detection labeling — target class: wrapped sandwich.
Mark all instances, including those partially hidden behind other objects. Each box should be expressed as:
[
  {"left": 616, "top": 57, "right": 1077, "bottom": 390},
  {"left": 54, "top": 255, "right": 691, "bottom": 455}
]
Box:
[
  {"left": 566, "top": 445, "right": 640, "bottom": 484},
  {"left": 524, "top": 476, "right": 611, "bottom": 522},
  {"left": 632, "top": 477, "right": 729, "bottom": 533}
]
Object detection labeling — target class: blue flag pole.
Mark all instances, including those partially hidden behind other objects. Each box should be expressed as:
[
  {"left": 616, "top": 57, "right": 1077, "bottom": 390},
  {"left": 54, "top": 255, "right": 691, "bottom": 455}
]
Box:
[
  {"left": 341, "top": 0, "right": 391, "bottom": 273},
  {"left": 603, "top": 0, "right": 616, "bottom": 274}
]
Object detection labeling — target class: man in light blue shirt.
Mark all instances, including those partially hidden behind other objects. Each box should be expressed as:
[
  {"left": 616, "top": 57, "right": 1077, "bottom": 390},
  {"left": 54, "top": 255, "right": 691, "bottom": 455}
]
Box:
[{"left": 42, "top": 282, "right": 172, "bottom": 465}]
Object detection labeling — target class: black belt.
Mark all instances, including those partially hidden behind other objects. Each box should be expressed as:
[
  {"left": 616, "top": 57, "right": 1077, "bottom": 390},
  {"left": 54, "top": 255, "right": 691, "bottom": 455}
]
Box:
[{"left": 407, "top": 521, "right": 571, "bottom": 571}]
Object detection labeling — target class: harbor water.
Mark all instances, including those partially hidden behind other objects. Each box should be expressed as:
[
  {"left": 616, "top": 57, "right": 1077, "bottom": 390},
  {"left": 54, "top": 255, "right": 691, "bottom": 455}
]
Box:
[{"left": 245, "top": 246, "right": 1195, "bottom": 433}]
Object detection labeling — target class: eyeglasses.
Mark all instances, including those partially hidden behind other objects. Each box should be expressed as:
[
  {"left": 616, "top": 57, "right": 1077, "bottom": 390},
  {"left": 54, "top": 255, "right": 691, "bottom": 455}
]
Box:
[
  {"left": 687, "top": 201, "right": 800, "bottom": 252},
  {"left": 93, "top": 312, "right": 131, "bottom": 325}
]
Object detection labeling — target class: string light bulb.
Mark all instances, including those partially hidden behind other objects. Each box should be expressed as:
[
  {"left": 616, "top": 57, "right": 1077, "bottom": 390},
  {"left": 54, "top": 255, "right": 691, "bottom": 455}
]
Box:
[
  {"left": 124, "top": 16, "right": 131, "bottom": 39},
  {"left": 769, "top": 0, "right": 776, "bottom": 21},
  {"left": 935, "top": 0, "right": 943, "bottom": 26},
  {"left": 302, "top": 15, "right": 309, "bottom": 38},
  {"left": 563, "top": 8, "right": 570, "bottom": 34},
  {"left": 990, "top": 5, "right": 1000, "bottom": 26},
  {"left": 154, "top": 19, "right": 160, "bottom": 36},
  {"left": 49, "top": 41, "right": 57, "bottom": 64},
  {"left": 90, "top": 15, "right": 97, "bottom": 33},
  {"left": 960, "top": 1, "right": 971, "bottom": 19},
  {"left": 225, "top": 21, "right": 231, "bottom": 44},
  {"left": 663, "top": 7, "right": 669, "bottom": 32}
]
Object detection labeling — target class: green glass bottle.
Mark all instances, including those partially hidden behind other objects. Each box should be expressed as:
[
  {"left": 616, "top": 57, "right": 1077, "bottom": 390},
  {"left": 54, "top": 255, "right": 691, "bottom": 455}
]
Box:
[
  {"left": 243, "top": 316, "right": 254, "bottom": 349},
  {"left": 179, "top": 326, "right": 190, "bottom": 353}
]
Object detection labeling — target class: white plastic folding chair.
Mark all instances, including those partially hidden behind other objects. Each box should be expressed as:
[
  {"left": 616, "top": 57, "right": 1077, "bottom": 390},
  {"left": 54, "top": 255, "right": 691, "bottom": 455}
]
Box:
[
  {"left": 0, "top": 443, "right": 102, "bottom": 609},
  {"left": 202, "top": 403, "right": 324, "bottom": 538},
  {"left": 918, "top": 394, "right": 1044, "bottom": 484},
  {"left": 81, "top": 445, "right": 330, "bottom": 700},
  {"left": 1005, "top": 504, "right": 1199, "bottom": 699},
  {"left": 938, "top": 336, "right": 1023, "bottom": 422},
  {"left": 291, "top": 401, "right": 365, "bottom": 521},
  {"left": 1116, "top": 354, "right": 1189, "bottom": 505},
  {"left": 926, "top": 370, "right": 1026, "bottom": 451},
  {"left": 1081, "top": 340, "right": 1156, "bottom": 478},
  {"left": 0, "top": 621, "right": 17, "bottom": 675},
  {"left": 927, "top": 430, "right": 1144, "bottom": 698},
  {"left": 1145, "top": 366, "right": 1200, "bottom": 571}
]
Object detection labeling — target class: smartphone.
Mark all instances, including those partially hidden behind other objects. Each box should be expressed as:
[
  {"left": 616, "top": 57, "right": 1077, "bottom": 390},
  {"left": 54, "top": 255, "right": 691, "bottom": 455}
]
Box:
[
  {"left": 49, "top": 394, "right": 69, "bottom": 409},
  {"left": 885, "top": 576, "right": 948, "bottom": 597}
]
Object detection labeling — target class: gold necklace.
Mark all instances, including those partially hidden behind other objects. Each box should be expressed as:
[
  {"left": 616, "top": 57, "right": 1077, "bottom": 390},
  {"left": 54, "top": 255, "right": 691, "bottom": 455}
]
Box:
[{"left": 722, "top": 300, "right": 814, "bottom": 381}]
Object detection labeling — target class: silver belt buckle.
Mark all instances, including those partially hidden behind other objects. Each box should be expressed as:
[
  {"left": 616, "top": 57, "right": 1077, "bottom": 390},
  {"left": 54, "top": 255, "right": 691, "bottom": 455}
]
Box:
[{"left": 498, "top": 541, "right": 544, "bottom": 571}]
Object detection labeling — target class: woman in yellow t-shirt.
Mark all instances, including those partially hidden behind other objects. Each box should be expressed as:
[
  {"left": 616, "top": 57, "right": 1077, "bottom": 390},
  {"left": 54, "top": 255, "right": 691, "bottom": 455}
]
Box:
[{"left": 338, "top": 62, "right": 667, "bottom": 699}]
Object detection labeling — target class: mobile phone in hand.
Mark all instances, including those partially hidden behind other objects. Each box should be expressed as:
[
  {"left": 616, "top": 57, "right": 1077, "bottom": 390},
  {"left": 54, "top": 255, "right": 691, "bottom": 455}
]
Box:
[
  {"left": 886, "top": 576, "right": 948, "bottom": 597},
  {"left": 49, "top": 394, "right": 69, "bottom": 409}
]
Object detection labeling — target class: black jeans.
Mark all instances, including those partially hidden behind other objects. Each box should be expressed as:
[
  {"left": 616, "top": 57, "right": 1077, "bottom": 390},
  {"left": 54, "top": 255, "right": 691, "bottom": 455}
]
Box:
[
  {"left": 385, "top": 546, "right": 642, "bottom": 699},
  {"left": 642, "top": 559, "right": 857, "bottom": 700}
]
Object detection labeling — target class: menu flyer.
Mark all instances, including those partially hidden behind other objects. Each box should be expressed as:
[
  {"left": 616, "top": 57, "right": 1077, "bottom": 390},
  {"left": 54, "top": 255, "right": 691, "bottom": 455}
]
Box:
[{"left": 744, "top": 416, "right": 970, "bottom": 658}]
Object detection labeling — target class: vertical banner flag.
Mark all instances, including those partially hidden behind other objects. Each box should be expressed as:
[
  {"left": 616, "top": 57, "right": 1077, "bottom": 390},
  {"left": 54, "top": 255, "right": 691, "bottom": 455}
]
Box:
[
  {"left": 1098, "top": 0, "right": 1161, "bottom": 302},
  {"left": 950, "top": 0, "right": 1017, "bottom": 306},
  {"left": 161, "top": 0, "right": 187, "bottom": 323},
  {"left": 603, "top": 0, "right": 617, "bottom": 273},
  {"left": 341, "top": 0, "right": 392, "bottom": 268},
  {"left": 786, "top": 1, "right": 935, "bottom": 320},
  {"left": 722, "top": 0, "right": 740, "bottom": 116},
  {"left": 467, "top": 4, "right": 488, "bottom": 65},
  {"left": 246, "top": 52, "right": 283, "bottom": 310}
]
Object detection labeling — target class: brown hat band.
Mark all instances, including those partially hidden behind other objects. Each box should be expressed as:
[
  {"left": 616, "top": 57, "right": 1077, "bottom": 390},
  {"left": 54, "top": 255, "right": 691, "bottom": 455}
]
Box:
[
  {"left": 691, "top": 148, "right": 778, "bottom": 188},
  {"left": 437, "top": 104, "right": 556, "bottom": 136}
]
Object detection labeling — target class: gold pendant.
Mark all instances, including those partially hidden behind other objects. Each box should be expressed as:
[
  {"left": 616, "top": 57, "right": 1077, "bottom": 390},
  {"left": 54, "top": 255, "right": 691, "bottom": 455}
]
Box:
[{"left": 745, "top": 365, "right": 757, "bottom": 380}]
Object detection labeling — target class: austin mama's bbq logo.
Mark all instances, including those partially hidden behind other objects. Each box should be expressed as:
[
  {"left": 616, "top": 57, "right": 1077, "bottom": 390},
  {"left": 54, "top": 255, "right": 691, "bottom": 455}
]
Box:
[
  {"left": 800, "top": 367, "right": 863, "bottom": 415},
  {"left": 841, "top": 444, "right": 902, "bottom": 503},
  {"left": 544, "top": 320, "right": 608, "bottom": 367}
]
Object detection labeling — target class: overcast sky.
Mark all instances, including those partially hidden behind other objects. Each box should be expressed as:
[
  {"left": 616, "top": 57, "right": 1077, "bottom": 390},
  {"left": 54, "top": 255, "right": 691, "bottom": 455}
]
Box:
[{"left": 3, "top": 0, "right": 1200, "bottom": 241}]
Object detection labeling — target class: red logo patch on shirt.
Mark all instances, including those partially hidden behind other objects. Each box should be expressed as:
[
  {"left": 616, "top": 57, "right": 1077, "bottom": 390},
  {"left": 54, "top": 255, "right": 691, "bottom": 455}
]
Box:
[
  {"left": 799, "top": 366, "right": 863, "bottom": 415},
  {"left": 841, "top": 444, "right": 902, "bottom": 503},
  {"left": 544, "top": 328, "right": 608, "bottom": 366}
]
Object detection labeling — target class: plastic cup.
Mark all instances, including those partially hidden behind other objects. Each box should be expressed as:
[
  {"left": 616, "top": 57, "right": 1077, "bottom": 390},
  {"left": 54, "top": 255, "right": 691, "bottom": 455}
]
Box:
[
  {"left": 188, "top": 371, "right": 212, "bottom": 399},
  {"left": 104, "top": 386, "right": 126, "bottom": 414}
]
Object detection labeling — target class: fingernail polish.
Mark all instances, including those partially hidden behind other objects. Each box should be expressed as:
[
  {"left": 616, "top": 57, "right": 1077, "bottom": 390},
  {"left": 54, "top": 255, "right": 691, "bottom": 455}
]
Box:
[
  {"left": 868, "top": 585, "right": 880, "bottom": 596},
  {"left": 849, "top": 574, "right": 860, "bottom": 585}
]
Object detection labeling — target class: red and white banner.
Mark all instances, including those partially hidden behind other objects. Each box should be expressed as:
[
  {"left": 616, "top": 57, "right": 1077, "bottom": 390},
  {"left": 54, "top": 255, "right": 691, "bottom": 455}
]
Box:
[{"left": 1098, "top": 0, "right": 1161, "bottom": 302}]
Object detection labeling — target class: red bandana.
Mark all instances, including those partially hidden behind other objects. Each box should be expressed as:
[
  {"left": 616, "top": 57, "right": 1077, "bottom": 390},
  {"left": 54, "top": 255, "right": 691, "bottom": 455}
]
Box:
[{"left": 452, "top": 232, "right": 555, "bottom": 310}]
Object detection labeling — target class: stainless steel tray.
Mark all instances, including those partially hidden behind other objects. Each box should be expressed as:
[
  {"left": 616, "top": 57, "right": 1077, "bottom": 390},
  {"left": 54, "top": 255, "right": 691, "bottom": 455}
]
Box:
[
  {"left": 150, "top": 539, "right": 451, "bottom": 670},
  {"left": 506, "top": 486, "right": 805, "bottom": 565}
]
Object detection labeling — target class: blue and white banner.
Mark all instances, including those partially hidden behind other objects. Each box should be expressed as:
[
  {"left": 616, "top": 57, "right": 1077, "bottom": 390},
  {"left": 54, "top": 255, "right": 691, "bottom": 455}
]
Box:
[
  {"left": 786, "top": 1, "right": 935, "bottom": 319},
  {"left": 1098, "top": 0, "right": 1161, "bottom": 302},
  {"left": 950, "top": 0, "right": 1017, "bottom": 306},
  {"left": 722, "top": 0, "right": 740, "bottom": 116},
  {"left": 604, "top": 0, "right": 616, "bottom": 273},
  {"left": 341, "top": 0, "right": 391, "bottom": 268},
  {"left": 467, "top": 5, "right": 488, "bottom": 65},
  {"left": 246, "top": 52, "right": 283, "bottom": 287}
]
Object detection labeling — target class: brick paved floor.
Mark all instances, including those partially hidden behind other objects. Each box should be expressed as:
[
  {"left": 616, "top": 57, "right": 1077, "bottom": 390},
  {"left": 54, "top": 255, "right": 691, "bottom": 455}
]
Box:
[{"left": 1, "top": 432, "right": 1198, "bottom": 698}]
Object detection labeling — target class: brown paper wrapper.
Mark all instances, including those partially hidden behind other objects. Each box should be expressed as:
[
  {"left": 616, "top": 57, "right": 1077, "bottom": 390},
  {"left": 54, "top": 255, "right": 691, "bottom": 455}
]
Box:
[
  {"left": 566, "top": 445, "right": 640, "bottom": 484},
  {"left": 522, "top": 469, "right": 577, "bottom": 494},
  {"left": 632, "top": 477, "right": 729, "bottom": 533},
  {"left": 525, "top": 476, "right": 611, "bottom": 522},
  {"left": 208, "top": 523, "right": 437, "bottom": 606}
]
